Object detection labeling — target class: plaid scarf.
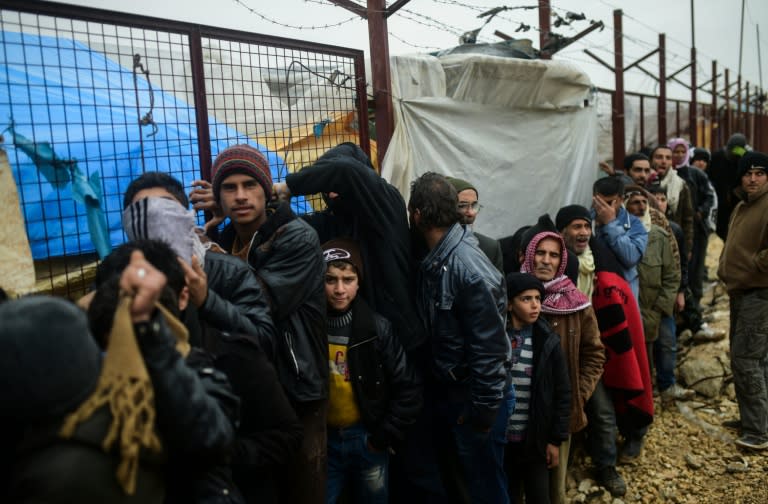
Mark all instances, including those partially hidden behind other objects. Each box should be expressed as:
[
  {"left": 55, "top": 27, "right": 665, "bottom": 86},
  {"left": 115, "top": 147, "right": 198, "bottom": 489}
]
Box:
[{"left": 521, "top": 231, "right": 591, "bottom": 315}]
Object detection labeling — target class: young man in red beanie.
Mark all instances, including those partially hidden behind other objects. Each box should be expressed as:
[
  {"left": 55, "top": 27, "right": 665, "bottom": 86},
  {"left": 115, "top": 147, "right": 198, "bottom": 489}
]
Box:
[{"left": 204, "top": 144, "right": 329, "bottom": 503}]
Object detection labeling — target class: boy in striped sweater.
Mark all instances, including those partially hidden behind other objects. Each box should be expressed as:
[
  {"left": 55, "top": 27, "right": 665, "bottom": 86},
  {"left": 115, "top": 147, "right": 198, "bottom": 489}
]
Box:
[{"left": 504, "top": 273, "right": 572, "bottom": 504}]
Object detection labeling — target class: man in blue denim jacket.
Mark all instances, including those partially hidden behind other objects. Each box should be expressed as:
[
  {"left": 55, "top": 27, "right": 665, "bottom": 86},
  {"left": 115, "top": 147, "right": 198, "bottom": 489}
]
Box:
[{"left": 408, "top": 172, "right": 512, "bottom": 504}]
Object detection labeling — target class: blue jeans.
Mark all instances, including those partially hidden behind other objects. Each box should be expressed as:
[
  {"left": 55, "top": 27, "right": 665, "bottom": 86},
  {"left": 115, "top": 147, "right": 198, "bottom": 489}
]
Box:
[
  {"left": 585, "top": 379, "right": 618, "bottom": 469},
  {"left": 432, "top": 386, "right": 512, "bottom": 504},
  {"left": 654, "top": 315, "right": 677, "bottom": 391},
  {"left": 326, "top": 424, "right": 388, "bottom": 504}
]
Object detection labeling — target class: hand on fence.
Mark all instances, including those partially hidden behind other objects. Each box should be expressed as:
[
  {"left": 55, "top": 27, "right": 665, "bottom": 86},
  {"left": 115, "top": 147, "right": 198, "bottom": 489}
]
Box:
[
  {"left": 272, "top": 182, "right": 291, "bottom": 202},
  {"left": 599, "top": 161, "right": 615, "bottom": 176},
  {"left": 190, "top": 180, "right": 224, "bottom": 233}
]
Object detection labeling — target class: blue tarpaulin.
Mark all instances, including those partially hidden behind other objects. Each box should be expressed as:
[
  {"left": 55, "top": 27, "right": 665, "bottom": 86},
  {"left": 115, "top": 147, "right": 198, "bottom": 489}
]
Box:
[{"left": 0, "top": 30, "right": 298, "bottom": 259}]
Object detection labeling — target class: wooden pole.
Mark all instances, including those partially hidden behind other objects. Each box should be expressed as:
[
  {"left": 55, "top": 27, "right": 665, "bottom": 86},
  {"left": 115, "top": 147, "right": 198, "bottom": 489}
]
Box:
[{"left": 613, "top": 9, "right": 625, "bottom": 167}]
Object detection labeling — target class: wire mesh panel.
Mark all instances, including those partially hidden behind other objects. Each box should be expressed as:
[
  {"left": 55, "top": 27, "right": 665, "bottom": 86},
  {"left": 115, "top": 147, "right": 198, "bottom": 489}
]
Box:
[
  {"left": 0, "top": 0, "right": 368, "bottom": 298},
  {"left": 200, "top": 34, "right": 364, "bottom": 215}
]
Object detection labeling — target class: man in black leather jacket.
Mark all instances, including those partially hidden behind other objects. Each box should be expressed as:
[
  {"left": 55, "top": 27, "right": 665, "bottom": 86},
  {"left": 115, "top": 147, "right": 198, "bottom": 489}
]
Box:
[
  {"left": 408, "top": 172, "right": 512, "bottom": 504},
  {"left": 208, "top": 144, "right": 328, "bottom": 504}
]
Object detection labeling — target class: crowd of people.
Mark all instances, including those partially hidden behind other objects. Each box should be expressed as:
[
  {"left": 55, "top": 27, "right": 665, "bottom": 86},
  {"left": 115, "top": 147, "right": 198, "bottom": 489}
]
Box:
[{"left": 1, "top": 133, "right": 766, "bottom": 504}]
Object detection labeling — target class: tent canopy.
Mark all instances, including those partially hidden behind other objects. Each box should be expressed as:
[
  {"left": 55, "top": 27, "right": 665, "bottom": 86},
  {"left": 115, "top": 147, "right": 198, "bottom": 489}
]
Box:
[{"left": 382, "top": 52, "right": 598, "bottom": 240}]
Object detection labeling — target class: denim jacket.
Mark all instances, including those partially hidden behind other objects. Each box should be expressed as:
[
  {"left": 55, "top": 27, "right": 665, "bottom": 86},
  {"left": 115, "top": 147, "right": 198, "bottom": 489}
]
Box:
[{"left": 417, "top": 223, "right": 511, "bottom": 430}]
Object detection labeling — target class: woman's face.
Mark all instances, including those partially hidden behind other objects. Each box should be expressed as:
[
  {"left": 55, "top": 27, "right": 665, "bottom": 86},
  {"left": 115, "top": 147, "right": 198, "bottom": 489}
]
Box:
[{"left": 672, "top": 144, "right": 688, "bottom": 166}]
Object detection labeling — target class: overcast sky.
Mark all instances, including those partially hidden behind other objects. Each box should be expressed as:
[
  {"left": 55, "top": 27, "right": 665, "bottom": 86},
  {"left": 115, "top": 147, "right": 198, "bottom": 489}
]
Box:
[{"left": 57, "top": 0, "right": 767, "bottom": 102}]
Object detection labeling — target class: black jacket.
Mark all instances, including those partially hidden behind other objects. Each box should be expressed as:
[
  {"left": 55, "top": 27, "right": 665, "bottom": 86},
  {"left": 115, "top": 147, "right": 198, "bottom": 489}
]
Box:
[
  {"left": 473, "top": 231, "right": 504, "bottom": 274},
  {"left": 708, "top": 149, "right": 741, "bottom": 240},
  {"left": 220, "top": 202, "right": 328, "bottom": 405},
  {"left": 202, "top": 333, "right": 303, "bottom": 504},
  {"left": 4, "top": 313, "right": 238, "bottom": 504},
  {"left": 521, "top": 319, "right": 572, "bottom": 459},
  {"left": 677, "top": 165, "right": 716, "bottom": 235},
  {"left": 345, "top": 298, "right": 422, "bottom": 450},
  {"left": 417, "top": 223, "right": 511, "bottom": 430},
  {"left": 199, "top": 250, "right": 276, "bottom": 345},
  {"left": 286, "top": 142, "right": 425, "bottom": 352}
]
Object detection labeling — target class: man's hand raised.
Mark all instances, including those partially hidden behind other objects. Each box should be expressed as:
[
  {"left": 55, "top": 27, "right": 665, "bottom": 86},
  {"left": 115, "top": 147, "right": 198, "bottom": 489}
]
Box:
[
  {"left": 178, "top": 255, "right": 208, "bottom": 308},
  {"left": 190, "top": 180, "right": 224, "bottom": 233},
  {"left": 119, "top": 250, "right": 167, "bottom": 323},
  {"left": 592, "top": 194, "right": 618, "bottom": 226}
]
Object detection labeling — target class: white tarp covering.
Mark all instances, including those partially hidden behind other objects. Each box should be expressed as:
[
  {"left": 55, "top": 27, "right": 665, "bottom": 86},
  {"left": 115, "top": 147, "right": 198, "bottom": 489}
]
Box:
[{"left": 382, "top": 53, "right": 599, "bottom": 239}]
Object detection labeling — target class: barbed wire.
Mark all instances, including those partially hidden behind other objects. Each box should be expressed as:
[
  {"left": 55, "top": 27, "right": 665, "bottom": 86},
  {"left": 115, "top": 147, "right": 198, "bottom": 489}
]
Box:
[
  {"left": 231, "top": 0, "right": 360, "bottom": 30},
  {"left": 389, "top": 31, "right": 443, "bottom": 51}
]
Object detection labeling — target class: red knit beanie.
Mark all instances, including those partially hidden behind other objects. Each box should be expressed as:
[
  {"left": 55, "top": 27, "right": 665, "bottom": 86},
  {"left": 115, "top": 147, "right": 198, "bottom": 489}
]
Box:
[{"left": 211, "top": 144, "right": 272, "bottom": 201}]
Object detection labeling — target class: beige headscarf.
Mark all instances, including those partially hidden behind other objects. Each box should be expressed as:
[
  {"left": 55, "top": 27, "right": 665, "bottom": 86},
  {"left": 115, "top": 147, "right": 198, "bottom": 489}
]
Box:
[
  {"left": 576, "top": 245, "right": 596, "bottom": 298},
  {"left": 60, "top": 295, "right": 190, "bottom": 495},
  {"left": 659, "top": 168, "right": 685, "bottom": 215}
]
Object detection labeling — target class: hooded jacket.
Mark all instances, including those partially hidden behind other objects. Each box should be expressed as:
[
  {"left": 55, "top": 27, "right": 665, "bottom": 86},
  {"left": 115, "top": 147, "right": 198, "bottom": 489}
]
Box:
[{"left": 285, "top": 143, "right": 424, "bottom": 353}]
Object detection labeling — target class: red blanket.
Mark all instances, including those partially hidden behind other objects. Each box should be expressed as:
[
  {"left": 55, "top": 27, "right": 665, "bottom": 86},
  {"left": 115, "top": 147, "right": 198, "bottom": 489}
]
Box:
[{"left": 592, "top": 270, "right": 654, "bottom": 427}]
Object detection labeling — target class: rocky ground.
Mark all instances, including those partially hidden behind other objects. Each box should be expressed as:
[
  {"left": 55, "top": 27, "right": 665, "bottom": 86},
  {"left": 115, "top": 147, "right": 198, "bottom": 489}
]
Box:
[{"left": 565, "top": 236, "right": 768, "bottom": 504}]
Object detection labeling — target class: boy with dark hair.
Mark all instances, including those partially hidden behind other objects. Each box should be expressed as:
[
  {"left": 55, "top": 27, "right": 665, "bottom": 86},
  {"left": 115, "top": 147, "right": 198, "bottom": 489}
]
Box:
[
  {"left": 503, "top": 272, "right": 571, "bottom": 504},
  {"left": 123, "top": 171, "right": 190, "bottom": 209},
  {"left": 321, "top": 237, "right": 421, "bottom": 503}
]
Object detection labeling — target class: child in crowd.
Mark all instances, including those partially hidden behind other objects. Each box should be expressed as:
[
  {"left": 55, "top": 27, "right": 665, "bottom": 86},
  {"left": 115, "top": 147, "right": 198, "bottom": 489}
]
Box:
[
  {"left": 321, "top": 238, "right": 421, "bottom": 504},
  {"left": 504, "top": 273, "right": 572, "bottom": 504}
]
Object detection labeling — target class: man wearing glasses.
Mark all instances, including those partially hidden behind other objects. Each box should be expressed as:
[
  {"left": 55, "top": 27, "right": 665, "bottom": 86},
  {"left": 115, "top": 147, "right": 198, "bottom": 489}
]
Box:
[{"left": 447, "top": 177, "right": 504, "bottom": 273}]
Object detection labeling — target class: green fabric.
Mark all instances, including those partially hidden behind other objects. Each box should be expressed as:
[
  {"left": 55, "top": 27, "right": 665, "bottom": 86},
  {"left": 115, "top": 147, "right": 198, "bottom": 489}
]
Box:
[{"left": 445, "top": 176, "right": 477, "bottom": 196}]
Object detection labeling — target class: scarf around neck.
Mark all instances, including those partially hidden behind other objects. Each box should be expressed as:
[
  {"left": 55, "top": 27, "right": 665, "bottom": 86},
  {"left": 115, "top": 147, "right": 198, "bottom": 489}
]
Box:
[
  {"left": 521, "top": 231, "right": 591, "bottom": 315},
  {"left": 576, "top": 246, "right": 596, "bottom": 298},
  {"left": 659, "top": 168, "right": 685, "bottom": 215}
]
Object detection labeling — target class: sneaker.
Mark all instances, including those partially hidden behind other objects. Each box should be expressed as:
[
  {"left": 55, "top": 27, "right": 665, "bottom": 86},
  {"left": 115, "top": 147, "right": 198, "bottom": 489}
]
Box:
[
  {"left": 660, "top": 383, "right": 696, "bottom": 401},
  {"left": 722, "top": 419, "right": 742, "bottom": 430},
  {"left": 595, "top": 466, "right": 627, "bottom": 497},
  {"left": 693, "top": 323, "right": 726, "bottom": 342},
  {"left": 734, "top": 435, "right": 768, "bottom": 450}
]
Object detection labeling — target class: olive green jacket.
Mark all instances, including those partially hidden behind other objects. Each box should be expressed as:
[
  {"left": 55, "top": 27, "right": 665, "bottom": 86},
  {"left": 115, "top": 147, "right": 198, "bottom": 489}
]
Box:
[{"left": 638, "top": 224, "right": 680, "bottom": 342}]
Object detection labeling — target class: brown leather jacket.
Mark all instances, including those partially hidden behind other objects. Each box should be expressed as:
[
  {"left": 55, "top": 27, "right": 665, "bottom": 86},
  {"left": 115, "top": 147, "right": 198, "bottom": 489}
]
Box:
[{"left": 543, "top": 305, "right": 605, "bottom": 432}]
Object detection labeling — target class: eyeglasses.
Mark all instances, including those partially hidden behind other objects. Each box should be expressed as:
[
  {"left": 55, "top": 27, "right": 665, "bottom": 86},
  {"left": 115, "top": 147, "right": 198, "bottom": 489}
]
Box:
[{"left": 458, "top": 202, "right": 482, "bottom": 212}]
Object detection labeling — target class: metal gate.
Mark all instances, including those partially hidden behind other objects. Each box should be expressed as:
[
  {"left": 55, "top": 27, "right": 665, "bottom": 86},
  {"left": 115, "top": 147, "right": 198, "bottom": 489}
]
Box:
[{"left": 0, "top": 0, "right": 369, "bottom": 298}]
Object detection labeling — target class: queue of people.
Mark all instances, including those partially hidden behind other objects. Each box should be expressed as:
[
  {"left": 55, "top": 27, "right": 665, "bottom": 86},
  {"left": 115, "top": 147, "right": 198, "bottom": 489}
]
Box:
[{"left": 1, "top": 135, "right": 767, "bottom": 504}]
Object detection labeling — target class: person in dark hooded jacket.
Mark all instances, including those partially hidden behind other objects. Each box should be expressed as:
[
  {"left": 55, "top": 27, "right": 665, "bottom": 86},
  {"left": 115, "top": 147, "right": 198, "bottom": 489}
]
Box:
[{"left": 273, "top": 142, "right": 424, "bottom": 354}]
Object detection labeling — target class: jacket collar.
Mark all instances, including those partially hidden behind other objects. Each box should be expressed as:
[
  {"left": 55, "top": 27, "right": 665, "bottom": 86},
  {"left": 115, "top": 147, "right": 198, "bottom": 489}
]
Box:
[{"left": 421, "top": 222, "right": 464, "bottom": 274}]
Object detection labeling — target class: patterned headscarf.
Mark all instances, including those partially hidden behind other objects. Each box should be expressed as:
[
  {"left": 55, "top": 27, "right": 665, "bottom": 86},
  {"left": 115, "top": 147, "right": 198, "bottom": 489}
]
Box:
[{"left": 521, "top": 231, "right": 591, "bottom": 315}]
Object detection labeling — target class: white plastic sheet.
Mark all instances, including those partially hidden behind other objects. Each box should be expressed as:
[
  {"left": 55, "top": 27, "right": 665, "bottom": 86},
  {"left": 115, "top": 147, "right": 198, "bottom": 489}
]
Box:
[{"left": 382, "top": 53, "right": 598, "bottom": 239}]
